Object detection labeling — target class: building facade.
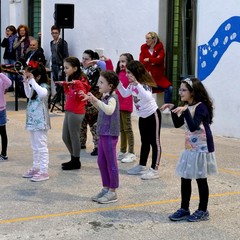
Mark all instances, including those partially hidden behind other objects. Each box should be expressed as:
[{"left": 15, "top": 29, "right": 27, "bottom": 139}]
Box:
[{"left": 1, "top": 0, "right": 239, "bottom": 138}]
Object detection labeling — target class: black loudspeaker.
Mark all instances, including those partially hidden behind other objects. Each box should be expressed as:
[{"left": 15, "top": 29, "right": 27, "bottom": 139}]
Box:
[{"left": 55, "top": 4, "right": 74, "bottom": 28}]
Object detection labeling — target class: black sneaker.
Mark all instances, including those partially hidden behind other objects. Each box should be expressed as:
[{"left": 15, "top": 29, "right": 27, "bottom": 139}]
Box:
[
  {"left": 81, "top": 145, "right": 86, "bottom": 149},
  {"left": 0, "top": 155, "right": 8, "bottom": 161},
  {"left": 91, "top": 148, "right": 98, "bottom": 156},
  {"left": 169, "top": 208, "right": 190, "bottom": 221}
]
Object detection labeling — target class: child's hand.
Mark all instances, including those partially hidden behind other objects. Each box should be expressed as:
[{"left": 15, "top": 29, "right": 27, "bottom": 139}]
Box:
[
  {"left": 27, "top": 73, "right": 34, "bottom": 80},
  {"left": 79, "top": 90, "right": 88, "bottom": 101},
  {"left": 172, "top": 106, "right": 188, "bottom": 115},
  {"left": 55, "top": 81, "right": 64, "bottom": 85},
  {"left": 128, "top": 75, "right": 138, "bottom": 86},
  {"left": 22, "top": 71, "right": 33, "bottom": 82},
  {"left": 80, "top": 91, "right": 97, "bottom": 104},
  {"left": 160, "top": 103, "right": 174, "bottom": 111}
]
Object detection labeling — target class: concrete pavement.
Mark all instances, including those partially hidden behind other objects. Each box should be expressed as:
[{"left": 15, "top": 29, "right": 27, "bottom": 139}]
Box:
[{"left": 0, "top": 92, "right": 239, "bottom": 240}]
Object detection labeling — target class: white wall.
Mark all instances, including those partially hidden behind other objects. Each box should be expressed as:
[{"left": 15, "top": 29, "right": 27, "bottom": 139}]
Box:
[
  {"left": 4, "top": 0, "right": 240, "bottom": 138},
  {"left": 197, "top": 0, "right": 240, "bottom": 138},
  {"left": 41, "top": 0, "right": 159, "bottom": 68}
]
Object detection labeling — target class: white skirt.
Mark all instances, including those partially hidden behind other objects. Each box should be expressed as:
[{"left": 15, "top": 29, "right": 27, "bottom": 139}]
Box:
[{"left": 176, "top": 150, "right": 218, "bottom": 179}]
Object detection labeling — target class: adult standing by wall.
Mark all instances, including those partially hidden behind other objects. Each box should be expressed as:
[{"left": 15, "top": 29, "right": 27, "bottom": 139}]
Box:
[
  {"left": 1, "top": 25, "right": 17, "bottom": 92},
  {"left": 13, "top": 24, "right": 33, "bottom": 97},
  {"left": 139, "top": 32, "right": 172, "bottom": 103},
  {"left": 50, "top": 25, "right": 69, "bottom": 103},
  {"left": 13, "top": 25, "right": 33, "bottom": 62}
]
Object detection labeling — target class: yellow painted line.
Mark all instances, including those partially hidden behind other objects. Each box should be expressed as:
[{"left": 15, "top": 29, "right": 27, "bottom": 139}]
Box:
[
  {"left": 219, "top": 168, "right": 240, "bottom": 176},
  {"left": 0, "top": 191, "right": 239, "bottom": 225}
]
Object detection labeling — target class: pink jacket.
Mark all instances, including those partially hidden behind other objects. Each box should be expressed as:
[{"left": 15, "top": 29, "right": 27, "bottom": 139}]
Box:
[
  {"left": 0, "top": 73, "right": 12, "bottom": 111},
  {"left": 116, "top": 70, "right": 133, "bottom": 112}
]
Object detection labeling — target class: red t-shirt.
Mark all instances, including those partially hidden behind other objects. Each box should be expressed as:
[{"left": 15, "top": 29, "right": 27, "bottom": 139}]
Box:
[{"left": 63, "top": 77, "right": 91, "bottom": 114}]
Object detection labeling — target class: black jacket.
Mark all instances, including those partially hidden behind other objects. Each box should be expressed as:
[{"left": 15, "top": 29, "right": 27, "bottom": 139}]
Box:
[{"left": 24, "top": 48, "right": 46, "bottom": 66}]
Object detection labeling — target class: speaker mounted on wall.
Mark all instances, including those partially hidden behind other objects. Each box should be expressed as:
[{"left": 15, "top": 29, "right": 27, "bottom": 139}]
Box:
[{"left": 55, "top": 4, "right": 74, "bottom": 29}]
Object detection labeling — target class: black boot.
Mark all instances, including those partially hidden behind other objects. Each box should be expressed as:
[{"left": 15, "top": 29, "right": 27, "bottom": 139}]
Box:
[
  {"left": 61, "top": 155, "right": 74, "bottom": 167},
  {"left": 91, "top": 147, "right": 98, "bottom": 156},
  {"left": 62, "top": 156, "right": 81, "bottom": 170}
]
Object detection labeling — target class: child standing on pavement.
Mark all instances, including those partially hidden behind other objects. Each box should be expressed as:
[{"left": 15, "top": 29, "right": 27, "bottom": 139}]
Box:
[
  {"left": 80, "top": 49, "right": 106, "bottom": 156},
  {"left": 56, "top": 57, "right": 90, "bottom": 170},
  {"left": 0, "top": 69, "right": 12, "bottom": 161},
  {"left": 161, "top": 78, "right": 218, "bottom": 222},
  {"left": 117, "top": 60, "right": 162, "bottom": 180},
  {"left": 115, "top": 53, "right": 136, "bottom": 163},
  {"left": 81, "top": 71, "right": 120, "bottom": 204},
  {"left": 22, "top": 61, "right": 51, "bottom": 181}
]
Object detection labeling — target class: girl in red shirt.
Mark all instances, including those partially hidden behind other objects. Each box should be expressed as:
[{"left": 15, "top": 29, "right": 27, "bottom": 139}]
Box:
[{"left": 56, "top": 57, "right": 90, "bottom": 170}]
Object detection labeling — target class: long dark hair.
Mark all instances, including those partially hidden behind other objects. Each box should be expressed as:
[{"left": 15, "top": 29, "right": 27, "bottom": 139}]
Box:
[
  {"left": 126, "top": 60, "right": 156, "bottom": 88},
  {"left": 64, "top": 56, "right": 86, "bottom": 82},
  {"left": 25, "top": 62, "right": 49, "bottom": 100},
  {"left": 116, "top": 53, "right": 134, "bottom": 74},
  {"left": 181, "top": 78, "right": 214, "bottom": 123}
]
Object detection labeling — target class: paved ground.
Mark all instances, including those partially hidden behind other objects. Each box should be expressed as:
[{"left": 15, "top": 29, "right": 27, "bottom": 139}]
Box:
[{"left": 0, "top": 93, "right": 239, "bottom": 240}]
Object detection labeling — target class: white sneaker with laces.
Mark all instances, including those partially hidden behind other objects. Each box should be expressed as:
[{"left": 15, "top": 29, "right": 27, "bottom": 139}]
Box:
[
  {"left": 91, "top": 188, "right": 108, "bottom": 202},
  {"left": 141, "top": 168, "right": 159, "bottom": 180},
  {"left": 117, "top": 151, "right": 126, "bottom": 160},
  {"left": 127, "top": 164, "right": 147, "bottom": 175},
  {"left": 97, "top": 190, "right": 118, "bottom": 204},
  {"left": 121, "top": 153, "right": 137, "bottom": 163}
]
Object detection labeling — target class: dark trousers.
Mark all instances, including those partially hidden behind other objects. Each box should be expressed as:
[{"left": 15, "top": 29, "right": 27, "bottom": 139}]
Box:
[
  {"left": 181, "top": 177, "right": 209, "bottom": 212},
  {"left": 138, "top": 109, "right": 162, "bottom": 170},
  {"left": 0, "top": 125, "right": 8, "bottom": 156}
]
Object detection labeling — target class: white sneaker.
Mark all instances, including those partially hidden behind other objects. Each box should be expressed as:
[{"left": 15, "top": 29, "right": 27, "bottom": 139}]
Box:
[
  {"left": 117, "top": 151, "right": 126, "bottom": 160},
  {"left": 141, "top": 168, "right": 159, "bottom": 180},
  {"left": 121, "top": 153, "right": 137, "bottom": 163},
  {"left": 127, "top": 164, "right": 147, "bottom": 175},
  {"left": 97, "top": 190, "right": 118, "bottom": 204},
  {"left": 91, "top": 188, "right": 108, "bottom": 202}
]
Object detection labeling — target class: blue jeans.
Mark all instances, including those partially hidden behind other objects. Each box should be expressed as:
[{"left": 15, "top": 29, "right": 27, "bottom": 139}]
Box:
[{"left": 154, "top": 85, "right": 173, "bottom": 103}]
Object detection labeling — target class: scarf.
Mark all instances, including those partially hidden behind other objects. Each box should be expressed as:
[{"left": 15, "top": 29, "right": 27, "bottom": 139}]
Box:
[
  {"left": 8, "top": 34, "right": 17, "bottom": 53},
  {"left": 16, "top": 36, "right": 30, "bottom": 59}
]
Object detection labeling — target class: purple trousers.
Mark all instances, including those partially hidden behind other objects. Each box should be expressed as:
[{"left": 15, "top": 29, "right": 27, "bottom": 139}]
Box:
[{"left": 98, "top": 135, "right": 119, "bottom": 189}]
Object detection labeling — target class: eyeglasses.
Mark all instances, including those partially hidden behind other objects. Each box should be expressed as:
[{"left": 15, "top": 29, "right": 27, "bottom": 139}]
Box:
[
  {"left": 178, "top": 88, "right": 189, "bottom": 93},
  {"left": 51, "top": 32, "right": 59, "bottom": 35},
  {"left": 82, "top": 57, "right": 90, "bottom": 61}
]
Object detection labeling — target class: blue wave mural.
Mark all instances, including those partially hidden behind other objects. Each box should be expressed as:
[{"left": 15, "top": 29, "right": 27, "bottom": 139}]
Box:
[{"left": 198, "top": 16, "right": 240, "bottom": 80}]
